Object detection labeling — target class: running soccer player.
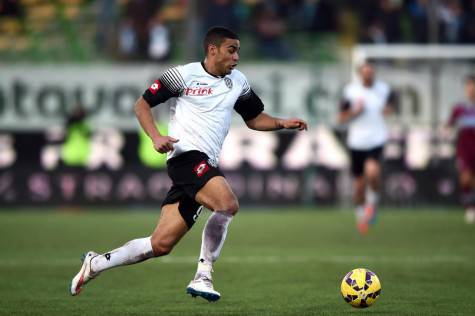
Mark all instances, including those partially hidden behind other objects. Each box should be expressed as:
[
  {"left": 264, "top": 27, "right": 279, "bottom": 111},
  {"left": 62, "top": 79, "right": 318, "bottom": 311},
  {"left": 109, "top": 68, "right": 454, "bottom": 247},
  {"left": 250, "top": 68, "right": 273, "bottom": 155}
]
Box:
[
  {"left": 447, "top": 75, "right": 475, "bottom": 224},
  {"left": 70, "top": 26, "right": 308, "bottom": 301},
  {"left": 338, "top": 62, "right": 395, "bottom": 234}
]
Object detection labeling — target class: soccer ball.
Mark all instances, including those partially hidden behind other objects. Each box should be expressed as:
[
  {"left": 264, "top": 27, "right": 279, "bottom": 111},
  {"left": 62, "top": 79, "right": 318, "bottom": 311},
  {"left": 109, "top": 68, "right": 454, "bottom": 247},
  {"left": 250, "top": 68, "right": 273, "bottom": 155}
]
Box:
[{"left": 340, "top": 268, "right": 381, "bottom": 308}]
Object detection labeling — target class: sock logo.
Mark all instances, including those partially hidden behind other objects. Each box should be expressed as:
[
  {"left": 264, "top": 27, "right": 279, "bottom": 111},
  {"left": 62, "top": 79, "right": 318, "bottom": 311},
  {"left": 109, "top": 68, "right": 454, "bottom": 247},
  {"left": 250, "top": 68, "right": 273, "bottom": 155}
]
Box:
[{"left": 105, "top": 253, "right": 111, "bottom": 261}]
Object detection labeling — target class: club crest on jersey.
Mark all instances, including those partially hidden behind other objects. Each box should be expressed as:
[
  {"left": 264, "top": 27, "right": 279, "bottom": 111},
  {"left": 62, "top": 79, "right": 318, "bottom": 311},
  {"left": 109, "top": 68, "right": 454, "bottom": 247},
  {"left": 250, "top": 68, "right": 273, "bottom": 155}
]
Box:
[
  {"left": 194, "top": 160, "right": 210, "bottom": 177},
  {"left": 224, "top": 77, "right": 233, "bottom": 89},
  {"left": 148, "top": 80, "right": 161, "bottom": 95}
]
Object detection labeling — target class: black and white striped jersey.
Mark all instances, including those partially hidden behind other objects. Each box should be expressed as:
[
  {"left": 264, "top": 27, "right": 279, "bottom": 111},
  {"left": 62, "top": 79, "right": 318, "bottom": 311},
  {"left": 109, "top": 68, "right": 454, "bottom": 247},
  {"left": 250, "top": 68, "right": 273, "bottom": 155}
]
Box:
[{"left": 142, "top": 62, "right": 264, "bottom": 164}]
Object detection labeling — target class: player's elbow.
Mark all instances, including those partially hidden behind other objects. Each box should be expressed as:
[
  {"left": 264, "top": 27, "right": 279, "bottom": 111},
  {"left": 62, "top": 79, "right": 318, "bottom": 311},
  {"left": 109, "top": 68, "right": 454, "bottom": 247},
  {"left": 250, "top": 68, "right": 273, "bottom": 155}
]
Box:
[
  {"left": 245, "top": 119, "right": 258, "bottom": 130},
  {"left": 134, "top": 97, "right": 148, "bottom": 117}
]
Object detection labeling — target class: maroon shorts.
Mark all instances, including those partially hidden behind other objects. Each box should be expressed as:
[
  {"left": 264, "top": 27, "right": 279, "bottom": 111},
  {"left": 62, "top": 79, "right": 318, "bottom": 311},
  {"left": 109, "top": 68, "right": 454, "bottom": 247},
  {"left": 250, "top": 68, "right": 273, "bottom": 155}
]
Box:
[{"left": 456, "top": 147, "right": 475, "bottom": 172}]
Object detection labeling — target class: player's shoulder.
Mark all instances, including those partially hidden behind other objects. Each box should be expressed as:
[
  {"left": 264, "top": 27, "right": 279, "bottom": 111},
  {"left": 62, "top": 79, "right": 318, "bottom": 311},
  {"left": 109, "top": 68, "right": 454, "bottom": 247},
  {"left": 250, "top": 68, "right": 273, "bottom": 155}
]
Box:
[
  {"left": 162, "top": 62, "right": 200, "bottom": 76},
  {"left": 229, "top": 68, "right": 248, "bottom": 83},
  {"left": 343, "top": 81, "right": 359, "bottom": 95},
  {"left": 374, "top": 80, "right": 390, "bottom": 92},
  {"left": 452, "top": 102, "right": 467, "bottom": 111}
]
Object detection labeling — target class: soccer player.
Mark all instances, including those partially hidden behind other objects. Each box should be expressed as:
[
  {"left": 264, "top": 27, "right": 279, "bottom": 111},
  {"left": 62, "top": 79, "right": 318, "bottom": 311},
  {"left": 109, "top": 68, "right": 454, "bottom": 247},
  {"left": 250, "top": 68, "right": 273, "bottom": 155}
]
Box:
[
  {"left": 447, "top": 75, "right": 475, "bottom": 224},
  {"left": 337, "top": 62, "right": 395, "bottom": 234},
  {"left": 70, "top": 26, "right": 308, "bottom": 301}
]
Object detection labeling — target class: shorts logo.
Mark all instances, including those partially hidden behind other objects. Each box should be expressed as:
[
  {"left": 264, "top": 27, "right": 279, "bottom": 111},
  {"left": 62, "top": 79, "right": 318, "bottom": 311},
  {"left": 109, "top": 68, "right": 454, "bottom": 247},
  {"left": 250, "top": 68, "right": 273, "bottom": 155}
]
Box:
[
  {"left": 148, "top": 80, "right": 161, "bottom": 95},
  {"left": 194, "top": 161, "right": 209, "bottom": 177}
]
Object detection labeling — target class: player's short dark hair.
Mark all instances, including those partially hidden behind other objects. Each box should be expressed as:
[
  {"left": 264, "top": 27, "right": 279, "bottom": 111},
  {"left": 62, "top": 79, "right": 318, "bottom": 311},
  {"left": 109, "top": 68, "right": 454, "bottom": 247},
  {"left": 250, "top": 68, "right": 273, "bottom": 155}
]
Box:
[
  {"left": 203, "top": 26, "right": 239, "bottom": 56},
  {"left": 465, "top": 75, "right": 475, "bottom": 84}
]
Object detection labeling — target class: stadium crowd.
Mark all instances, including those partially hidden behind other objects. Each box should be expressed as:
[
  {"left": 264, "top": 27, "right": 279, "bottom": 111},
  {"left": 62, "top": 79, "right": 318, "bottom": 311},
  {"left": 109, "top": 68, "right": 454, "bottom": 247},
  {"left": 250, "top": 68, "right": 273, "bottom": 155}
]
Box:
[{"left": 2, "top": 0, "right": 475, "bottom": 62}]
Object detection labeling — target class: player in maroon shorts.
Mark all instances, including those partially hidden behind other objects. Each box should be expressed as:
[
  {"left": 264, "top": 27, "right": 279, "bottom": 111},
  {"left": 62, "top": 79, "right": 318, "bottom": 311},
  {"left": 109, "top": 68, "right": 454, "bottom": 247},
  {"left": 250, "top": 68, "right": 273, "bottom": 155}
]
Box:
[{"left": 447, "top": 75, "right": 475, "bottom": 223}]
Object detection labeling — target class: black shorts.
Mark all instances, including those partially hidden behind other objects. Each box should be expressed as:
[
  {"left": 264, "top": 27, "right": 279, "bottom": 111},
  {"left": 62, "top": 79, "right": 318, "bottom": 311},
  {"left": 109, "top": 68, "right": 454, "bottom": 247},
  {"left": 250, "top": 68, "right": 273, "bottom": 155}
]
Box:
[
  {"left": 161, "top": 150, "right": 224, "bottom": 229},
  {"left": 350, "top": 146, "right": 383, "bottom": 177}
]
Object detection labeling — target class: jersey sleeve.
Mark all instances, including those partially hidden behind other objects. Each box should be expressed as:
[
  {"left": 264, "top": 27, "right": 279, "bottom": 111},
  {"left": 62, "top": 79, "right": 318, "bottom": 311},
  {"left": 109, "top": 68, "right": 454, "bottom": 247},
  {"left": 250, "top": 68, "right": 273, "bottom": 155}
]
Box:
[
  {"left": 234, "top": 87, "right": 264, "bottom": 121},
  {"left": 142, "top": 67, "right": 186, "bottom": 107},
  {"left": 447, "top": 104, "right": 461, "bottom": 126},
  {"left": 340, "top": 85, "right": 352, "bottom": 111}
]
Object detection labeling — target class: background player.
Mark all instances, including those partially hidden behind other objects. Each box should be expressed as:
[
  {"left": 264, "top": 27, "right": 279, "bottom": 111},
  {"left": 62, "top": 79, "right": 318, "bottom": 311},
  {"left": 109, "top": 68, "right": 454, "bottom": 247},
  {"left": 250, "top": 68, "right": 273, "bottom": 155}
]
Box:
[
  {"left": 447, "top": 75, "right": 475, "bottom": 224},
  {"left": 70, "top": 26, "right": 308, "bottom": 301},
  {"left": 338, "top": 62, "right": 395, "bottom": 234}
]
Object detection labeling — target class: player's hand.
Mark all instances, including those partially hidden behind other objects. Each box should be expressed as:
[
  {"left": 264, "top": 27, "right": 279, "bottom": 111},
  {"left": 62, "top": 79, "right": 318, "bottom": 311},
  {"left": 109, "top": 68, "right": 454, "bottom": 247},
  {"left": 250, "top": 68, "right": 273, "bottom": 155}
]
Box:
[
  {"left": 352, "top": 99, "right": 365, "bottom": 115},
  {"left": 153, "top": 136, "right": 179, "bottom": 153},
  {"left": 280, "top": 118, "right": 308, "bottom": 131}
]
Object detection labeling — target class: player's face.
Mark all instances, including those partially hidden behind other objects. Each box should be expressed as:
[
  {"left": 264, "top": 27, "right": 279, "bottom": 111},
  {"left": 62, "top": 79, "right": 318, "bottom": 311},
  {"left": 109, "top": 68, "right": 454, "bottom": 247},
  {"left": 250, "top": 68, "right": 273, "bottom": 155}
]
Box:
[
  {"left": 216, "top": 38, "right": 240, "bottom": 75},
  {"left": 465, "top": 80, "right": 475, "bottom": 101},
  {"left": 359, "top": 64, "right": 375, "bottom": 85}
]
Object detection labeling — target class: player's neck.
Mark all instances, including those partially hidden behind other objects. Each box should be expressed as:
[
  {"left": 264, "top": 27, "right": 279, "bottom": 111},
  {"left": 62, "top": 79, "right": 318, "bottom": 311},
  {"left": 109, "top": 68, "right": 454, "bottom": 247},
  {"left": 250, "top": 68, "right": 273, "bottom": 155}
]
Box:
[
  {"left": 202, "top": 59, "right": 223, "bottom": 78},
  {"left": 362, "top": 80, "right": 374, "bottom": 87}
]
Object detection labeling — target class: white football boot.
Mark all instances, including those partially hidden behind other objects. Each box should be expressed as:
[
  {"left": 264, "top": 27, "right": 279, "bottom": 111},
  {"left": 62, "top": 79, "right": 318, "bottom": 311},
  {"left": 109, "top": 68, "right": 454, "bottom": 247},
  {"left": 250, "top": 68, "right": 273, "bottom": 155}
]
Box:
[
  {"left": 70, "top": 251, "right": 99, "bottom": 296},
  {"left": 186, "top": 273, "right": 221, "bottom": 302}
]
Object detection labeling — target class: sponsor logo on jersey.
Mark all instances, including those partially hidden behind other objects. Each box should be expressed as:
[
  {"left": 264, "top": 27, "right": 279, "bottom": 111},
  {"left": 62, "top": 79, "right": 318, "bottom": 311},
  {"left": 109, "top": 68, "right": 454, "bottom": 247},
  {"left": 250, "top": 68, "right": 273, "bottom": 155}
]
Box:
[
  {"left": 184, "top": 87, "right": 213, "bottom": 96},
  {"left": 224, "top": 77, "right": 233, "bottom": 89},
  {"left": 192, "top": 81, "right": 208, "bottom": 86},
  {"left": 194, "top": 160, "right": 210, "bottom": 177},
  {"left": 148, "top": 80, "right": 161, "bottom": 95}
]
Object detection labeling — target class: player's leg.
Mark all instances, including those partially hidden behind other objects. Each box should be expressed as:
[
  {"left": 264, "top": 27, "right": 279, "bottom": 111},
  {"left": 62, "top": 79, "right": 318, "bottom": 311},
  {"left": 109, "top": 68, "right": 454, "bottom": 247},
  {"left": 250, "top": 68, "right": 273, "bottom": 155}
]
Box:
[
  {"left": 460, "top": 169, "right": 475, "bottom": 223},
  {"left": 456, "top": 151, "right": 475, "bottom": 223},
  {"left": 187, "top": 176, "right": 238, "bottom": 301},
  {"left": 350, "top": 149, "right": 367, "bottom": 234},
  {"left": 353, "top": 175, "right": 367, "bottom": 233},
  {"left": 70, "top": 202, "right": 189, "bottom": 296},
  {"left": 150, "top": 202, "right": 190, "bottom": 255},
  {"left": 363, "top": 158, "right": 381, "bottom": 224}
]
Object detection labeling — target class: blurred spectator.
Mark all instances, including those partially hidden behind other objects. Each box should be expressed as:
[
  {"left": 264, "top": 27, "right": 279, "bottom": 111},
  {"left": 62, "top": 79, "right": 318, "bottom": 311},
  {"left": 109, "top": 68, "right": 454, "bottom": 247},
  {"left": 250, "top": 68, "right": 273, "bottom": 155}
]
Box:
[
  {"left": 272, "top": 0, "right": 306, "bottom": 30},
  {"left": 253, "top": 2, "right": 293, "bottom": 60},
  {"left": 202, "top": 0, "right": 241, "bottom": 33},
  {"left": 361, "top": 0, "right": 403, "bottom": 43},
  {"left": 95, "top": 0, "right": 118, "bottom": 55},
  {"left": 118, "top": 18, "right": 137, "bottom": 58},
  {"left": 438, "top": 0, "right": 463, "bottom": 43},
  {"left": 460, "top": 0, "right": 475, "bottom": 43},
  {"left": 148, "top": 14, "right": 171, "bottom": 61},
  {"left": 308, "top": 0, "right": 338, "bottom": 33},
  {"left": 0, "top": 0, "right": 22, "bottom": 17},
  {"left": 122, "top": 0, "right": 163, "bottom": 59},
  {"left": 62, "top": 104, "right": 90, "bottom": 167},
  {"left": 408, "top": 0, "right": 431, "bottom": 43}
]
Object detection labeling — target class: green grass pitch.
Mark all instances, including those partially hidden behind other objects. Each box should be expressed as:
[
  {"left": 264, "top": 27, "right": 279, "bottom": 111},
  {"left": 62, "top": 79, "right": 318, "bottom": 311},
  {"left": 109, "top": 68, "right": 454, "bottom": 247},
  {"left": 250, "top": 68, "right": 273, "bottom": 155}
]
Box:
[{"left": 0, "top": 208, "right": 474, "bottom": 315}]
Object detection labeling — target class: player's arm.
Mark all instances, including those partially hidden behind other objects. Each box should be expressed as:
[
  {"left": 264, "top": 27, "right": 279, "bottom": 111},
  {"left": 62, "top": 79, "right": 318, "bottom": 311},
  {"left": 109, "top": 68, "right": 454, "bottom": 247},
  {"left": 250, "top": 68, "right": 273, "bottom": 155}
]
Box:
[
  {"left": 246, "top": 112, "right": 308, "bottom": 131},
  {"left": 383, "top": 90, "right": 397, "bottom": 116},
  {"left": 135, "top": 76, "right": 180, "bottom": 153},
  {"left": 337, "top": 99, "right": 364, "bottom": 124},
  {"left": 234, "top": 88, "right": 307, "bottom": 131},
  {"left": 446, "top": 104, "right": 461, "bottom": 128}
]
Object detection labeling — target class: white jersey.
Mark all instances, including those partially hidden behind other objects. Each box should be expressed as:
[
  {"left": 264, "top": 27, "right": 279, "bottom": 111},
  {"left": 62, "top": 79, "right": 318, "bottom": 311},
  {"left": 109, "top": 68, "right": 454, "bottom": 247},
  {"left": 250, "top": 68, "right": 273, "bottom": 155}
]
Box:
[
  {"left": 343, "top": 80, "right": 391, "bottom": 150},
  {"left": 143, "top": 62, "right": 261, "bottom": 165}
]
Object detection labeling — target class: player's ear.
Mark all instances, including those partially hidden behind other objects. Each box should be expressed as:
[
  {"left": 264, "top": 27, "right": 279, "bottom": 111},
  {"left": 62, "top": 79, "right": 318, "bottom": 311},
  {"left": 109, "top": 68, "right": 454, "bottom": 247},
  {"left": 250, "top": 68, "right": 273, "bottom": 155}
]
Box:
[{"left": 208, "top": 44, "right": 218, "bottom": 56}]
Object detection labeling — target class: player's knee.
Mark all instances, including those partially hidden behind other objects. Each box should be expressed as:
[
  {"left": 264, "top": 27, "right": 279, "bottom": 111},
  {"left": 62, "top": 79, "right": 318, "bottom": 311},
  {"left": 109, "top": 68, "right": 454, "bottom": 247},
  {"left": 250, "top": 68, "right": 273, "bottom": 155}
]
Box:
[
  {"left": 150, "top": 237, "right": 174, "bottom": 257},
  {"left": 218, "top": 198, "right": 239, "bottom": 216},
  {"left": 365, "top": 161, "right": 380, "bottom": 177},
  {"left": 228, "top": 199, "right": 239, "bottom": 215},
  {"left": 459, "top": 172, "right": 472, "bottom": 188}
]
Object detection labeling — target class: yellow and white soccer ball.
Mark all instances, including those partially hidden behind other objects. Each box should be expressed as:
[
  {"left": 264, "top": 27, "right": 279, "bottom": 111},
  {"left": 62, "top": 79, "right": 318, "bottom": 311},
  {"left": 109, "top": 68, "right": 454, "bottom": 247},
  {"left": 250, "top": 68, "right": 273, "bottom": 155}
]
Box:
[{"left": 340, "top": 268, "right": 381, "bottom": 308}]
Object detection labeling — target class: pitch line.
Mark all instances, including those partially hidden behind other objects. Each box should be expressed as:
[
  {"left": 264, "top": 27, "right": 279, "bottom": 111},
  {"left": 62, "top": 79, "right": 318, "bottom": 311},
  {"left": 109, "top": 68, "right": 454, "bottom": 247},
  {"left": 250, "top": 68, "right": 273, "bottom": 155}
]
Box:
[{"left": 0, "top": 254, "right": 469, "bottom": 267}]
